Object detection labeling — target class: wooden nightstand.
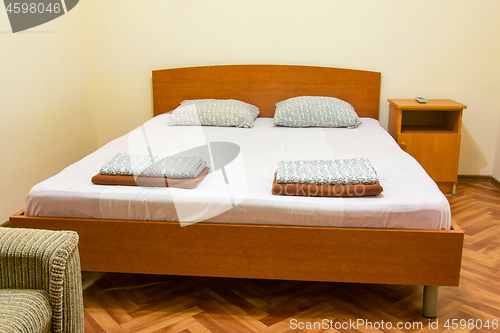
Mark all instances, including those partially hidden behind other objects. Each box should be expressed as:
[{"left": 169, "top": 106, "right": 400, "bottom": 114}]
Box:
[{"left": 388, "top": 99, "right": 467, "bottom": 194}]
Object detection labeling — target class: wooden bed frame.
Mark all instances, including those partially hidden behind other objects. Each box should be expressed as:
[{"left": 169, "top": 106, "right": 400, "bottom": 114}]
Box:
[{"left": 10, "top": 65, "right": 463, "bottom": 317}]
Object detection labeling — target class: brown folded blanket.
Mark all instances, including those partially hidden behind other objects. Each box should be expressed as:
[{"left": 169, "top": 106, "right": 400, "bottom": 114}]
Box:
[
  {"left": 92, "top": 167, "right": 210, "bottom": 189},
  {"left": 271, "top": 173, "right": 383, "bottom": 197}
]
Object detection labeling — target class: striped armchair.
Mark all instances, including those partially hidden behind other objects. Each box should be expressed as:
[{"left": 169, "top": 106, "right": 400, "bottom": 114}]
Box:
[{"left": 0, "top": 227, "right": 84, "bottom": 333}]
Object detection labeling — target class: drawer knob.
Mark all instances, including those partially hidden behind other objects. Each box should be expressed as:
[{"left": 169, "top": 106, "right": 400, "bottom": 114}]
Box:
[{"left": 400, "top": 142, "right": 406, "bottom": 149}]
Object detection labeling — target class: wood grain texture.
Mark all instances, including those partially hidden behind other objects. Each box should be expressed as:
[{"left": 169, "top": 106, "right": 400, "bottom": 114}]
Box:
[
  {"left": 388, "top": 99, "right": 467, "bottom": 110},
  {"left": 387, "top": 99, "right": 465, "bottom": 193},
  {"left": 399, "top": 133, "right": 461, "bottom": 182},
  {"left": 387, "top": 103, "right": 401, "bottom": 139},
  {"left": 153, "top": 65, "right": 381, "bottom": 118},
  {"left": 456, "top": 175, "right": 500, "bottom": 191},
  {"left": 458, "top": 175, "right": 492, "bottom": 182},
  {"left": 81, "top": 182, "right": 500, "bottom": 333},
  {"left": 437, "top": 182, "right": 454, "bottom": 194},
  {"left": 491, "top": 176, "right": 500, "bottom": 191},
  {"left": 10, "top": 210, "right": 463, "bottom": 287}
]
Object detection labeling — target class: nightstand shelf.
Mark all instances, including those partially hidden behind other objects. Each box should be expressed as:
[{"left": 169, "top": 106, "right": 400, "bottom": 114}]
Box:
[
  {"left": 401, "top": 125, "right": 455, "bottom": 134},
  {"left": 388, "top": 99, "right": 467, "bottom": 194}
]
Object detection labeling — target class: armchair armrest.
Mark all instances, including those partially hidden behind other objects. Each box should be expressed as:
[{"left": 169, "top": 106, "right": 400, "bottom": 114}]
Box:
[{"left": 0, "top": 227, "right": 84, "bottom": 333}]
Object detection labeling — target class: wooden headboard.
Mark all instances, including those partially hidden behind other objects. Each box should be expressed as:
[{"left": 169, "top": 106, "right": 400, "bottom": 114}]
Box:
[{"left": 152, "top": 65, "right": 381, "bottom": 119}]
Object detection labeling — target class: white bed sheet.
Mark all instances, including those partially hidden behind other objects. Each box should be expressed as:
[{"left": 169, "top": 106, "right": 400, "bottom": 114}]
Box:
[{"left": 26, "top": 115, "right": 451, "bottom": 230}]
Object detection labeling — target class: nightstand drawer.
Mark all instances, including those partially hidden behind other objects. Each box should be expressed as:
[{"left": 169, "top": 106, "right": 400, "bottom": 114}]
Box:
[{"left": 398, "top": 133, "right": 461, "bottom": 182}]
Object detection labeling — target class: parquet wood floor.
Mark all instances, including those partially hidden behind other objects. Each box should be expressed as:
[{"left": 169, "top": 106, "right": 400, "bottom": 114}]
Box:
[{"left": 83, "top": 182, "right": 500, "bottom": 332}]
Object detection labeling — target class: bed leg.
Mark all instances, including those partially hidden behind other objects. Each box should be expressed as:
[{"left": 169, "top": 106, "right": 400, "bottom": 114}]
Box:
[{"left": 422, "top": 285, "right": 438, "bottom": 318}]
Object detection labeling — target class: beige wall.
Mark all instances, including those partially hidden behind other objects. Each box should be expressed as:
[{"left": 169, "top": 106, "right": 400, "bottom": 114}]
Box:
[
  {"left": 90, "top": 0, "right": 500, "bottom": 175},
  {"left": 0, "top": 1, "right": 97, "bottom": 222},
  {"left": 493, "top": 110, "right": 500, "bottom": 180},
  {"left": 1, "top": 0, "right": 500, "bottom": 221}
]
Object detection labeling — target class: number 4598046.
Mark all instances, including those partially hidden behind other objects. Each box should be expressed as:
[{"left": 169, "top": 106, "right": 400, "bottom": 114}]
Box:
[
  {"left": 6, "top": 2, "right": 61, "bottom": 14},
  {"left": 444, "top": 318, "right": 498, "bottom": 330}
]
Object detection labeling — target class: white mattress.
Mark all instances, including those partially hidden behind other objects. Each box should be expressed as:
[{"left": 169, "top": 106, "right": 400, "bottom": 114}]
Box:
[{"left": 26, "top": 115, "right": 452, "bottom": 230}]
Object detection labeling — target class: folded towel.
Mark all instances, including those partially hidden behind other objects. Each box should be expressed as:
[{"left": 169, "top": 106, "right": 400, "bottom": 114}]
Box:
[
  {"left": 276, "top": 158, "right": 379, "bottom": 185},
  {"left": 92, "top": 167, "right": 210, "bottom": 189},
  {"left": 99, "top": 153, "right": 206, "bottom": 179},
  {"left": 272, "top": 172, "right": 383, "bottom": 197}
]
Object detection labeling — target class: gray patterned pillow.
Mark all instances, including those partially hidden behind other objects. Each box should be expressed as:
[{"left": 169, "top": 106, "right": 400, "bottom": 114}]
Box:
[
  {"left": 276, "top": 158, "right": 378, "bottom": 185},
  {"left": 272, "top": 96, "right": 361, "bottom": 128},
  {"left": 168, "top": 99, "right": 259, "bottom": 128}
]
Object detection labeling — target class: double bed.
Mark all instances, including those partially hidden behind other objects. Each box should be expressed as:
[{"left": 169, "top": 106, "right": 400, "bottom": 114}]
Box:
[{"left": 10, "top": 65, "right": 464, "bottom": 317}]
